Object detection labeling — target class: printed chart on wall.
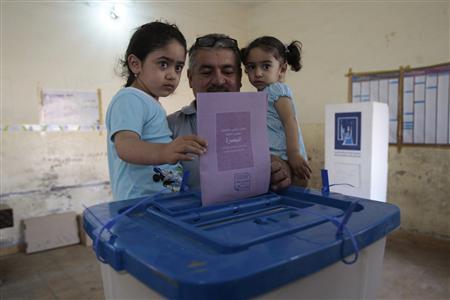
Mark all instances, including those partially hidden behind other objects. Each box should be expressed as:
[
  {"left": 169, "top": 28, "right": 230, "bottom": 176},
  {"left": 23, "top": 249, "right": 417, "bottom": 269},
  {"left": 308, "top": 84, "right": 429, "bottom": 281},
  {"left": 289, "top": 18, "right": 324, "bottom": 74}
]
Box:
[
  {"left": 41, "top": 89, "right": 102, "bottom": 129},
  {"left": 350, "top": 71, "right": 400, "bottom": 143},
  {"left": 402, "top": 64, "right": 449, "bottom": 145}
]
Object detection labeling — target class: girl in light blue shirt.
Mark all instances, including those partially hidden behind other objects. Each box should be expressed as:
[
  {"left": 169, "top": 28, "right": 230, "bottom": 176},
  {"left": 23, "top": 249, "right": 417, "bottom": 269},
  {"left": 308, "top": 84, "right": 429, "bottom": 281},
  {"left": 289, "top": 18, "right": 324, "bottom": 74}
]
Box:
[
  {"left": 106, "top": 22, "right": 206, "bottom": 201},
  {"left": 241, "top": 36, "right": 311, "bottom": 186}
]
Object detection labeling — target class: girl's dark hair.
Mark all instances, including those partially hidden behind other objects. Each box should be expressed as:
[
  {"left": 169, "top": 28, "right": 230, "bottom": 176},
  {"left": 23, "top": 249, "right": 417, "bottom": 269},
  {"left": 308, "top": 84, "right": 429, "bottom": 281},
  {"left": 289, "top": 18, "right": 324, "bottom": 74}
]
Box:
[
  {"left": 240, "top": 36, "right": 303, "bottom": 72},
  {"left": 121, "top": 21, "right": 187, "bottom": 87}
]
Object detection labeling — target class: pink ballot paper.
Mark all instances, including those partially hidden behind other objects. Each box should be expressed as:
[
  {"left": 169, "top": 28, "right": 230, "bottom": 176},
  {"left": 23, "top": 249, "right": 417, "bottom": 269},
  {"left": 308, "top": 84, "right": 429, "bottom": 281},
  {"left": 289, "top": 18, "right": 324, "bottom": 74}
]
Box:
[{"left": 197, "top": 92, "right": 271, "bottom": 206}]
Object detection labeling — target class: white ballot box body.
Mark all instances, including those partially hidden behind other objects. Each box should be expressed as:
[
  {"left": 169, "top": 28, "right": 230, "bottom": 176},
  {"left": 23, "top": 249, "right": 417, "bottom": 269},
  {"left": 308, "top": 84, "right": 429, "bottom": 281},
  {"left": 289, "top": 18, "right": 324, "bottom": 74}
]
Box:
[
  {"left": 99, "top": 238, "right": 386, "bottom": 300},
  {"left": 84, "top": 187, "right": 399, "bottom": 299},
  {"left": 325, "top": 102, "right": 389, "bottom": 202}
]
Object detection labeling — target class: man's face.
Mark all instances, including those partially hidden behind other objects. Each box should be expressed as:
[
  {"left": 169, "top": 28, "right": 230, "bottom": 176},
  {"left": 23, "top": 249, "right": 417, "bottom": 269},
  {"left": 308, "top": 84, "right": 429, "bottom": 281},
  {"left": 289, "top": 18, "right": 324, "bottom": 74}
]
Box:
[{"left": 187, "top": 48, "right": 242, "bottom": 96}]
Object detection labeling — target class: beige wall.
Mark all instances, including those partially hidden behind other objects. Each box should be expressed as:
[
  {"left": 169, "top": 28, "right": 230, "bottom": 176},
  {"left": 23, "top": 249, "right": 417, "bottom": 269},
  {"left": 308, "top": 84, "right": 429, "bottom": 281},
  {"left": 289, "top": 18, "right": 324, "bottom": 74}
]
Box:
[
  {"left": 1, "top": 1, "right": 449, "bottom": 248},
  {"left": 303, "top": 124, "right": 450, "bottom": 240},
  {"left": 2, "top": 1, "right": 249, "bottom": 124},
  {"left": 249, "top": 2, "right": 449, "bottom": 239},
  {"left": 1, "top": 1, "right": 248, "bottom": 248},
  {"left": 246, "top": 2, "right": 450, "bottom": 122}
]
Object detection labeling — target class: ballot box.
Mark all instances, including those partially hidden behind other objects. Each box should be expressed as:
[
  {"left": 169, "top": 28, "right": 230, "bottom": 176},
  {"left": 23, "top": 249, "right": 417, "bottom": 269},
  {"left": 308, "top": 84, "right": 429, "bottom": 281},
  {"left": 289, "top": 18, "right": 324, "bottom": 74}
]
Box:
[{"left": 83, "top": 187, "right": 400, "bottom": 299}]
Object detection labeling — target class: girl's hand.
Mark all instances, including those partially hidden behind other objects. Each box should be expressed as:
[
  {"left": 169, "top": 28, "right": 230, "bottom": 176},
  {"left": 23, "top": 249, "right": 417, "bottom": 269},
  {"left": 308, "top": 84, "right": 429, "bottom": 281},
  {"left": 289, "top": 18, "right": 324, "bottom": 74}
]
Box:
[
  {"left": 163, "top": 135, "right": 207, "bottom": 164},
  {"left": 289, "top": 154, "right": 312, "bottom": 180}
]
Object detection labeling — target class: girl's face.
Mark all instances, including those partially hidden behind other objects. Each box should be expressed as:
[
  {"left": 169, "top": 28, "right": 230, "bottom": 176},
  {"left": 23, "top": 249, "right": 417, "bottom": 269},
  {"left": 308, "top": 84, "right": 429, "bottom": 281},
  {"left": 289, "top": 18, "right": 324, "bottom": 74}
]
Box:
[
  {"left": 129, "top": 39, "right": 186, "bottom": 99},
  {"left": 244, "top": 47, "right": 287, "bottom": 91}
]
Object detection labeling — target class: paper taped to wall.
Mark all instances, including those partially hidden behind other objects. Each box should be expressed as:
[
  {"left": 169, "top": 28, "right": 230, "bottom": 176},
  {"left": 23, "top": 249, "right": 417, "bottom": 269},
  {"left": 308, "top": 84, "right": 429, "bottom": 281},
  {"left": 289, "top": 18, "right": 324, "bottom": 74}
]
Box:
[{"left": 41, "top": 89, "right": 101, "bottom": 126}]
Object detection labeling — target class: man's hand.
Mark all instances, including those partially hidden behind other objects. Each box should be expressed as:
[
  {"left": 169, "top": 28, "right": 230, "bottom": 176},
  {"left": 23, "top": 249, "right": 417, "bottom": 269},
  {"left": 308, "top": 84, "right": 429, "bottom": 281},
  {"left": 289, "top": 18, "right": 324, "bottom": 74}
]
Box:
[
  {"left": 270, "top": 155, "right": 291, "bottom": 191},
  {"left": 288, "top": 153, "right": 312, "bottom": 180}
]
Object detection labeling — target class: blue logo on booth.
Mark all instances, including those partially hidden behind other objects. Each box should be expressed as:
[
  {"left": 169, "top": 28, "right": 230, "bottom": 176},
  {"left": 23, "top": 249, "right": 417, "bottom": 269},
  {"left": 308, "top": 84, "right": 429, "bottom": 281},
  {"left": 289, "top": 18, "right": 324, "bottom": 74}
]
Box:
[{"left": 335, "top": 112, "right": 361, "bottom": 151}]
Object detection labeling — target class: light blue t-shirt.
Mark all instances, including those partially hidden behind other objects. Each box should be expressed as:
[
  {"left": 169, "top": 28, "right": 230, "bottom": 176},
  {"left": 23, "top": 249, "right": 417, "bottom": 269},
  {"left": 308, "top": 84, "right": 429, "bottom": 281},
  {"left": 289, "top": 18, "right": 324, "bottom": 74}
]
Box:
[
  {"left": 106, "top": 87, "right": 182, "bottom": 201},
  {"left": 265, "top": 82, "right": 307, "bottom": 161}
]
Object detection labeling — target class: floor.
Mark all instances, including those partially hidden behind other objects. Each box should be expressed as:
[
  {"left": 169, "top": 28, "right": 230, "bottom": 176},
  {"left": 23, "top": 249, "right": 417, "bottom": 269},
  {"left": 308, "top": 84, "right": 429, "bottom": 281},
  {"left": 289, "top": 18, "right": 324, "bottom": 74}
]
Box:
[
  {"left": 0, "top": 244, "right": 104, "bottom": 299},
  {"left": 0, "top": 231, "right": 449, "bottom": 300}
]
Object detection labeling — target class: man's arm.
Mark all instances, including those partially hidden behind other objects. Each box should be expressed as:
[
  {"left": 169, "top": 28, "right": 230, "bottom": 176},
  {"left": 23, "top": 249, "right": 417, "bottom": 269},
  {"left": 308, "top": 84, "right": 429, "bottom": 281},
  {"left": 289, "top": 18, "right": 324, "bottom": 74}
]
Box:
[{"left": 270, "top": 155, "right": 292, "bottom": 191}]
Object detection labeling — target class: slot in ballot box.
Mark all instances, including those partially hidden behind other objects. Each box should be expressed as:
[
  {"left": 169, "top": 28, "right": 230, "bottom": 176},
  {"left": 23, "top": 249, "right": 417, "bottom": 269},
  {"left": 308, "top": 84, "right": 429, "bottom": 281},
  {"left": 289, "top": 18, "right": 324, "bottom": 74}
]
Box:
[{"left": 83, "top": 187, "right": 400, "bottom": 299}]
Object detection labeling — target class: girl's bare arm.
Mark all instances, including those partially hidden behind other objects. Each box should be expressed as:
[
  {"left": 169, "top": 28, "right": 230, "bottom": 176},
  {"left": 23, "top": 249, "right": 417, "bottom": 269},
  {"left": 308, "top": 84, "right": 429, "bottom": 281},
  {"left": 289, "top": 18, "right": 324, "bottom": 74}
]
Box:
[{"left": 114, "top": 130, "right": 207, "bottom": 165}]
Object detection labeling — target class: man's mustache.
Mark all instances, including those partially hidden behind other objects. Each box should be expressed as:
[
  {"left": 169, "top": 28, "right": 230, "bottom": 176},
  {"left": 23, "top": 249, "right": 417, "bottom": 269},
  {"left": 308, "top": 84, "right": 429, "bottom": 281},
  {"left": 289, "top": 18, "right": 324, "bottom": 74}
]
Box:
[{"left": 207, "top": 86, "right": 229, "bottom": 92}]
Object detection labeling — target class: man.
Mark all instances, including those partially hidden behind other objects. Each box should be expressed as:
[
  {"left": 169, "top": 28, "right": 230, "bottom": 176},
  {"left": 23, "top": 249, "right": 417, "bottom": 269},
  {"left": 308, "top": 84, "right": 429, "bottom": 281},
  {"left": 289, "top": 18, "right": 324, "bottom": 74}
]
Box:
[{"left": 168, "top": 33, "right": 295, "bottom": 191}]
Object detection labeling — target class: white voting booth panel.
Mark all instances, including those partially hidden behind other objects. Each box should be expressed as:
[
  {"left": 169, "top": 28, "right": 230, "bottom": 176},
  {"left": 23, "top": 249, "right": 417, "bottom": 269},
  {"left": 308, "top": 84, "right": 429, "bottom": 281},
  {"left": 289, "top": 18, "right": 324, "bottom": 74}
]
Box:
[{"left": 325, "top": 102, "right": 389, "bottom": 202}]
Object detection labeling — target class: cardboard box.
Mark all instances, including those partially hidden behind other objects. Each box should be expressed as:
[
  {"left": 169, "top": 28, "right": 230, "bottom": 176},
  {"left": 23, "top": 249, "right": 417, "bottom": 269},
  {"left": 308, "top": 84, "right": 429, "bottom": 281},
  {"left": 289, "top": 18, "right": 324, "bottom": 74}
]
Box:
[{"left": 23, "top": 211, "right": 80, "bottom": 253}]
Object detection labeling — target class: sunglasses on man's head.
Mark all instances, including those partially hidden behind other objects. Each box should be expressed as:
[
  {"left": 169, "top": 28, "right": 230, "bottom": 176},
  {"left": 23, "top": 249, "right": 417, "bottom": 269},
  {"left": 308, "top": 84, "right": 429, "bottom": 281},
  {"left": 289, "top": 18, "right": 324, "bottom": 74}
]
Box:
[{"left": 194, "top": 37, "right": 238, "bottom": 49}]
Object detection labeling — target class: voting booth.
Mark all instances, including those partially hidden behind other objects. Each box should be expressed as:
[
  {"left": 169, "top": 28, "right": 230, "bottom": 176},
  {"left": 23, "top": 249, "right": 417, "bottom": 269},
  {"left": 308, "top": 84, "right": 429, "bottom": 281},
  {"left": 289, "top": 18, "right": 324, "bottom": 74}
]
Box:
[
  {"left": 84, "top": 187, "right": 400, "bottom": 299},
  {"left": 325, "top": 102, "right": 389, "bottom": 202}
]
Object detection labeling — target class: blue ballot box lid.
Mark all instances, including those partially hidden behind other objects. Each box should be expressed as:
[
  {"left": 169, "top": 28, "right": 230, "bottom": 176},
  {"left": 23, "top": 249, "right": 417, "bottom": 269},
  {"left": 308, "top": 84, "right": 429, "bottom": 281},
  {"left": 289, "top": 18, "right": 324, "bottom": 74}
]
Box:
[{"left": 83, "top": 187, "right": 400, "bottom": 299}]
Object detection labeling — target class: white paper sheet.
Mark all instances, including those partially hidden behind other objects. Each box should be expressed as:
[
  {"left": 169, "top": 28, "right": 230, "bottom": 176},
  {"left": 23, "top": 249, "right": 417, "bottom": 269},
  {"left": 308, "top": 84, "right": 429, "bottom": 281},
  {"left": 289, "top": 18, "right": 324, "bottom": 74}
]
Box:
[
  {"left": 41, "top": 90, "right": 100, "bottom": 125},
  {"left": 403, "top": 76, "right": 414, "bottom": 143},
  {"left": 413, "top": 75, "right": 426, "bottom": 143},
  {"left": 352, "top": 81, "right": 361, "bottom": 102},
  {"left": 437, "top": 73, "right": 449, "bottom": 144},
  {"left": 379, "top": 79, "right": 388, "bottom": 104},
  {"left": 370, "top": 80, "right": 379, "bottom": 102},
  {"left": 425, "top": 74, "right": 437, "bottom": 143},
  {"left": 388, "top": 79, "right": 399, "bottom": 143},
  {"left": 361, "top": 81, "right": 370, "bottom": 102}
]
